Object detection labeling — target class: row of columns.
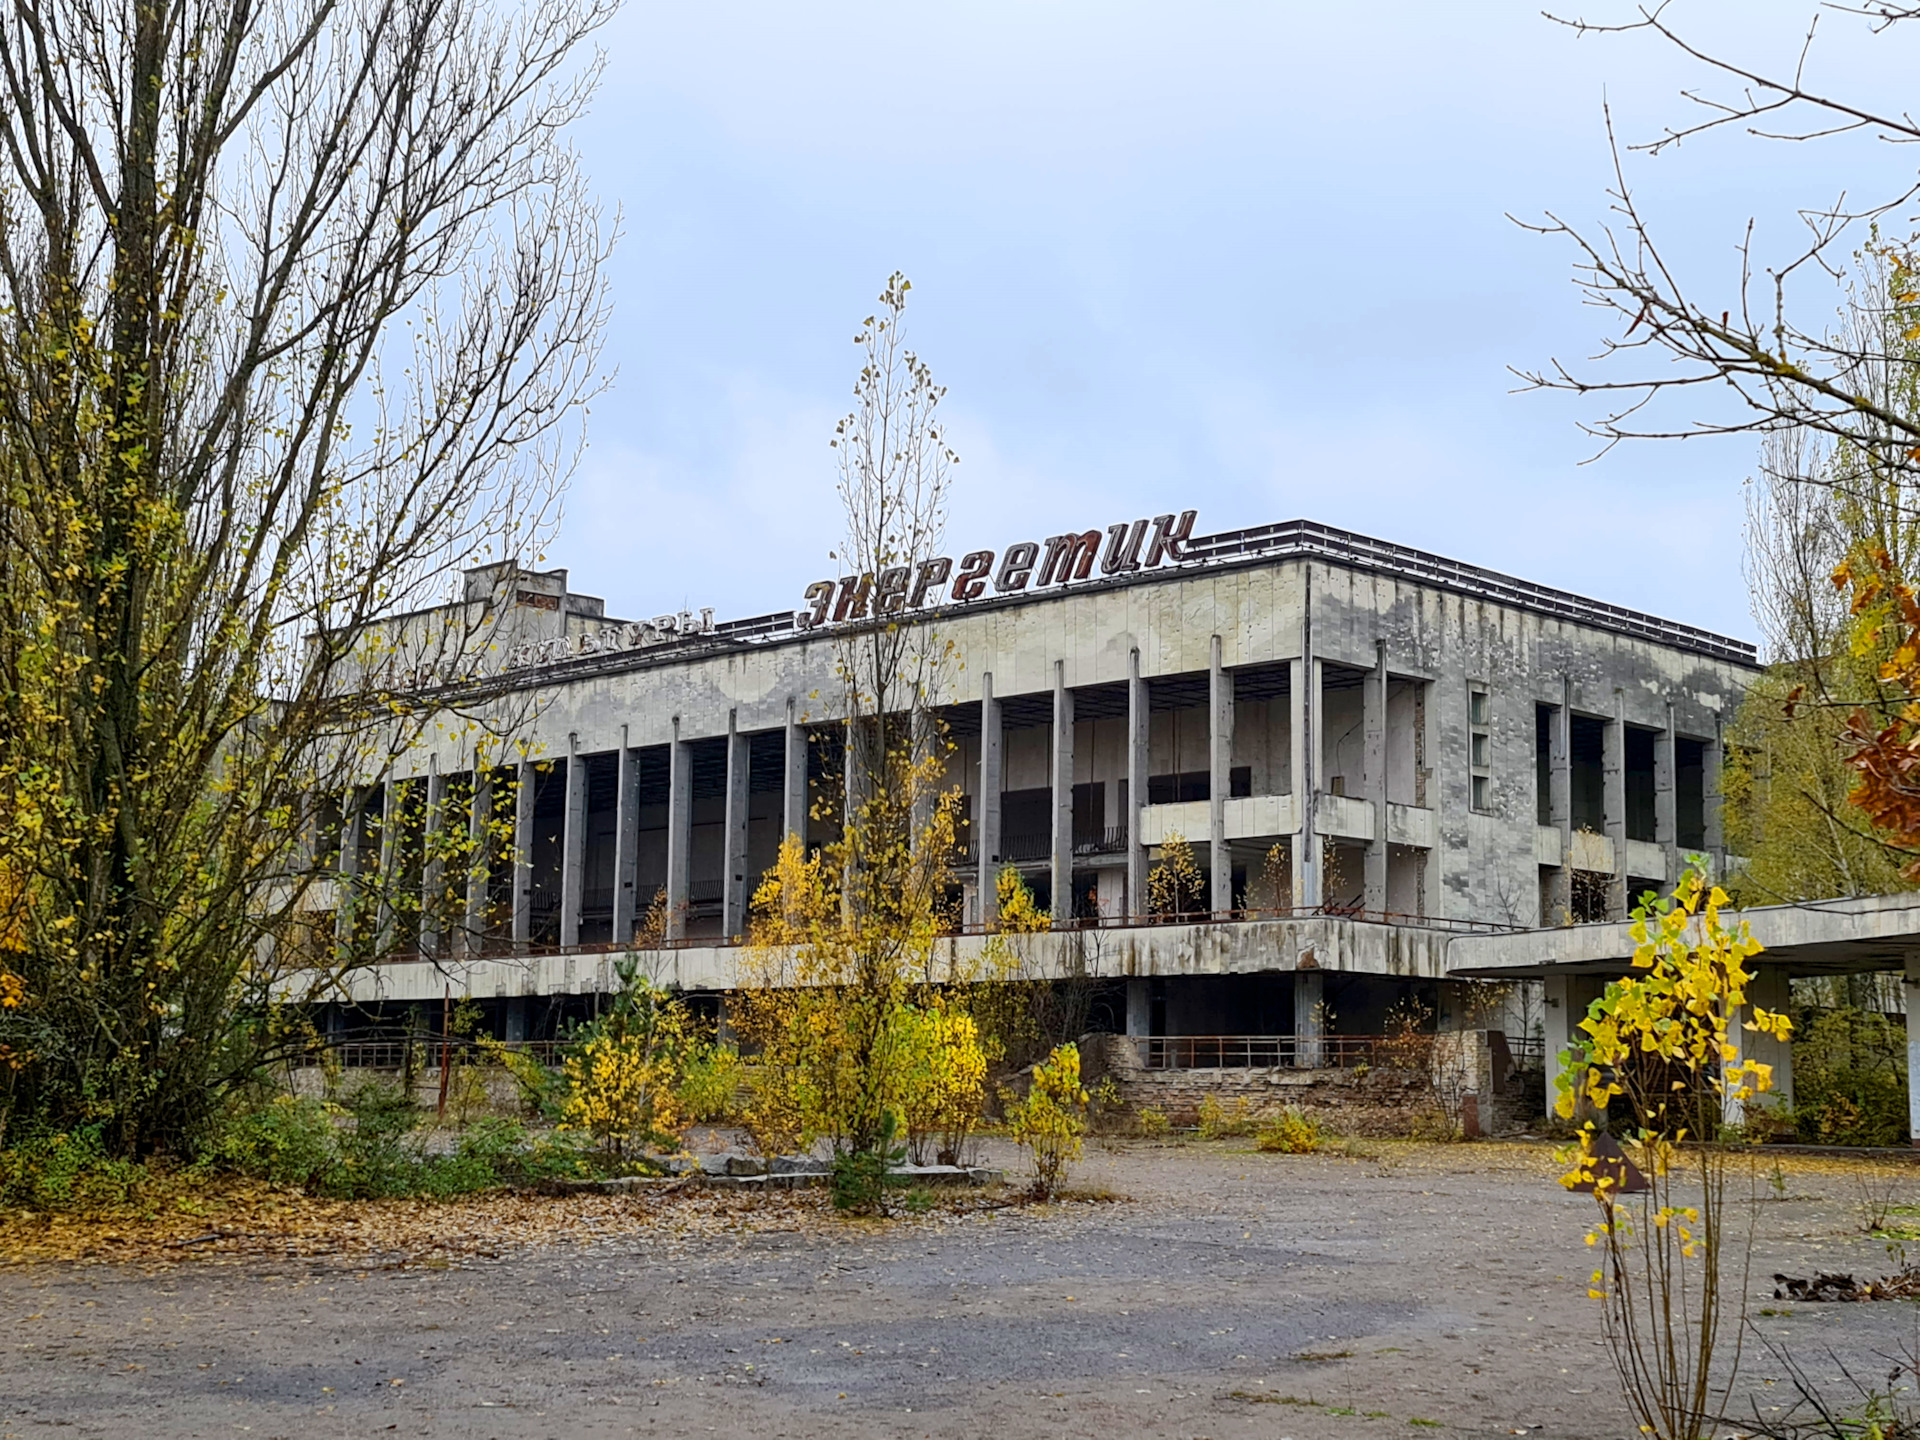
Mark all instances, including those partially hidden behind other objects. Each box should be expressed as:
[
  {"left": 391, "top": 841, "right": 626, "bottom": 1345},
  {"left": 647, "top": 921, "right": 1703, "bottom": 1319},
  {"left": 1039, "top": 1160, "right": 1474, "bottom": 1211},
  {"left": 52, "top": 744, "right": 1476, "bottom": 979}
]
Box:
[
  {"left": 1543, "top": 687, "right": 1725, "bottom": 924},
  {"left": 344, "top": 637, "right": 1403, "bottom": 950}
]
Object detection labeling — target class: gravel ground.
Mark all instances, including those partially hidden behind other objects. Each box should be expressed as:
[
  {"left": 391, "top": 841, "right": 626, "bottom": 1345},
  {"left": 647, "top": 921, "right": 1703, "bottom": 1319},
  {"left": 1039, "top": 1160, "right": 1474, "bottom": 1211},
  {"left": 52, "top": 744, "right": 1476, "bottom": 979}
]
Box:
[{"left": 4, "top": 1139, "right": 1919, "bottom": 1439}]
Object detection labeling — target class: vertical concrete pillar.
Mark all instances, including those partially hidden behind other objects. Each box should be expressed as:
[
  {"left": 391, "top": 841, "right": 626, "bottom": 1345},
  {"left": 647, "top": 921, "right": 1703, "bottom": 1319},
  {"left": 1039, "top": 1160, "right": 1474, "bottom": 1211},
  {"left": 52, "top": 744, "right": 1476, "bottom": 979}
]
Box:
[
  {"left": 783, "top": 699, "right": 809, "bottom": 846},
  {"left": 1904, "top": 952, "right": 1920, "bottom": 1147},
  {"left": 1543, "top": 971, "right": 1578, "bottom": 1120},
  {"left": 462, "top": 766, "right": 491, "bottom": 958},
  {"left": 511, "top": 759, "right": 534, "bottom": 953},
  {"left": 1548, "top": 681, "right": 1572, "bottom": 924},
  {"left": 1742, "top": 964, "right": 1794, "bottom": 1115},
  {"left": 1208, "top": 633, "right": 1233, "bottom": 914},
  {"left": 1125, "top": 977, "right": 1150, "bottom": 1037},
  {"left": 666, "top": 720, "right": 691, "bottom": 942},
  {"left": 977, "top": 673, "right": 1003, "bottom": 924},
  {"left": 1705, "top": 714, "right": 1727, "bottom": 882},
  {"left": 334, "top": 785, "right": 366, "bottom": 953},
  {"left": 420, "top": 760, "right": 445, "bottom": 959},
  {"left": 377, "top": 777, "right": 401, "bottom": 957},
  {"left": 612, "top": 728, "right": 637, "bottom": 945},
  {"left": 1290, "top": 656, "right": 1319, "bottom": 910},
  {"left": 1126, "top": 649, "right": 1149, "bottom": 916},
  {"left": 559, "top": 738, "right": 585, "bottom": 950},
  {"left": 1362, "top": 639, "right": 1388, "bottom": 916},
  {"left": 910, "top": 706, "right": 938, "bottom": 848},
  {"left": 1293, "top": 969, "right": 1324, "bottom": 1069},
  {"left": 1654, "top": 701, "right": 1677, "bottom": 892},
  {"left": 1603, "top": 693, "right": 1628, "bottom": 921},
  {"left": 723, "top": 711, "right": 751, "bottom": 939},
  {"left": 1052, "top": 661, "right": 1076, "bottom": 925}
]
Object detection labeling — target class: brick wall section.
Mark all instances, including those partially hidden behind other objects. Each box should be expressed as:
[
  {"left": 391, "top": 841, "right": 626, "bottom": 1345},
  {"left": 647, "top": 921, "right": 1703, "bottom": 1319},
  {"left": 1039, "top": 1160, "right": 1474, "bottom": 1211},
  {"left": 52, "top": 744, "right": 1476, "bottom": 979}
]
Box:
[{"left": 1080, "top": 1032, "right": 1545, "bottom": 1137}]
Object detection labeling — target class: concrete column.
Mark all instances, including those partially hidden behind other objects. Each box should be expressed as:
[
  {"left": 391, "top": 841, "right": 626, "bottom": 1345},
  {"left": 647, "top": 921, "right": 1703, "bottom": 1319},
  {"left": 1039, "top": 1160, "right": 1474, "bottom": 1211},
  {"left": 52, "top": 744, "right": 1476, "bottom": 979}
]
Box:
[
  {"left": 1290, "top": 656, "right": 1321, "bottom": 910},
  {"left": 1125, "top": 977, "right": 1150, "bottom": 1037},
  {"left": 1654, "top": 702, "right": 1677, "bottom": 890},
  {"left": 977, "top": 673, "right": 1003, "bottom": 924},
  {"left": 1904, "top": 953, "right": 1920, "bottom": 1147},
  {"left": 420, "top": 760, "right": 445, "bottom": 959},
  {"left": 511, "top": 760, "right": 534, "bottom": 952},
  {"left": 612, "top": 728, "right": 638, "bottom": 944},
  {"left": 666, "top": 720, "right": 691, "bottom": 942},
  {"left": 1603, "top": 693, "right": 1628, "bottom": 921},
  {"left": 1543, "top": 971, "right": 1578, "bottom": 1118},
  {"left": 334, "top": 785, "right": 366, "bottom": 953},
  {"left": 1548, "top": 681, "right": 1572, "bottom": 924},
  {"left": 1126, "top": 649, "right": 1149, "bottom": 916},
  {"left": 462, "top": 766, "right": 490, "bottom": 958},
  {"left": 783, "top": 699, "right": 809, "bottom": 846},
  {"left": 1052, "top": 661, "right": 1076, "bottom": 925},
  {"left": 1740, "top": 964, "right": 1794, "bottom": 1116},
  {"left": 1208, "top": 633, "right": 1233, "bottom": 914},
  {"left": 723, "top": 711, "right": 751, "bottom": 939},
  {"left": 1705, "top": 714, "right": 1727, "bottom": 881},
  {"left": 1294, "top": 969, "right": 1324, "bottom": 1069},
  {"left": 559, "top": 738, "right": 585, "bottom": 950},
  {"left": 1362, "top": 640, "right": 1388, "bottom": 916},
  {"left": 376, "top": 778, "right": 401, "bottom": 957}
]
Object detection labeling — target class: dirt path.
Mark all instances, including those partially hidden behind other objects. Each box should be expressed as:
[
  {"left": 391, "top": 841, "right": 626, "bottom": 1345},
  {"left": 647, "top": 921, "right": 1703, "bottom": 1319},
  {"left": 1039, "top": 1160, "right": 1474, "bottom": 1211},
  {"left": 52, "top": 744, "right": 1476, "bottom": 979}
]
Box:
[{"left": 2, "top": 1140, "right": 1915, "bottom": 1439}]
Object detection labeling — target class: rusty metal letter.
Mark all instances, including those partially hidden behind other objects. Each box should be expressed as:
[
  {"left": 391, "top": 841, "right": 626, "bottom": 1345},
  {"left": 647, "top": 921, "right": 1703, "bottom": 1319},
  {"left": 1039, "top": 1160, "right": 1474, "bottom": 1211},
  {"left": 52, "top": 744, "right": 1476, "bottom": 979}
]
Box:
[
  {"left": 1102, "top": 519, "right": 1147, "bottom": 575},
  {"left": 832, "top": 574, "right": 873, "bottom": 623},
  {"left": 799, "top": 580, "right": 833, "bottom": 629},
  {"left": 995, "top": 542, "right": 1039, "bottom": 593},
  {"left": 1144, "top": 510, "right": 1198, "bottom": 567},
  {"left": 951, "top": 550, "right": 994, "bottom": 602},
  {"left": 909, "top": 557, "right": 952, "bottom": 608},
  {"left": 873, "top": 565, "right": 911, "bottom": 614}
]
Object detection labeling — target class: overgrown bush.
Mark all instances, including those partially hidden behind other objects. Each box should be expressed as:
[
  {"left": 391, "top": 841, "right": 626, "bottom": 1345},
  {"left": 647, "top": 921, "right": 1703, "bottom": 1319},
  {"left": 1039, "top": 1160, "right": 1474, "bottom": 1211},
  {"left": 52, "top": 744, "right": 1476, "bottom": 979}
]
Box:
[
  {"left": 333, "top": 1079, "right": 426, "bottom": 1198},
  {"left": 0, "top": 1127, "right": 145, "bottom": 1211},
  {"left": 677, "top": 1040, "right": 744, "bottom": 1124},
  {"left": 1255, "top": 1108, "right": 1324, "bottom": 1154},
  {"left": 1197, "top": 1094, "right": 1255, "bottom": 1139},
  {"left": 197, "top": 1095, "right": 337, "bottom": 1191},
  {"left": 1791, "top": 1007, "right": 1907, "bottom": 1147},
  {"left": 1008, "top": 1043, "right": 1088, "bottom": 1200},
  {"left": 557, "top": 960, "right": 693, "bottom": 1157}
]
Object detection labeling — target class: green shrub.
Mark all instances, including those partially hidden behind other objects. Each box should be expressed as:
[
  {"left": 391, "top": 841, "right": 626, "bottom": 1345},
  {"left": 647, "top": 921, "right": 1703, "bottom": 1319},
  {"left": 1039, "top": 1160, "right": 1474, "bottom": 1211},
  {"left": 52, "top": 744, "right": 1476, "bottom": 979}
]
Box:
[
  {"left": 0, "top": 1128, "right": 146, "bottom": 1212},
  {"left": 1255, "top": 1107, "right": 1324, "bottom": 1154},
  {"left": 677, "top": 1041, "right": 744, "bottom": 1123},
  {"left": 332, "top": 1079, "right": 423, "bottom": 1198},
  {"left": 1135, "top": 1106, "right": 1172, "bottom": 1138},
  {"left": 1793, "top": 1008, "right": 1908, "bottom": 1147},
  {"left": 197, "top": 1095, "right": 338, "bottom": 1190},
  {"left": 1197, "top": 1094, "right": 1254, "bottom": 1140}
]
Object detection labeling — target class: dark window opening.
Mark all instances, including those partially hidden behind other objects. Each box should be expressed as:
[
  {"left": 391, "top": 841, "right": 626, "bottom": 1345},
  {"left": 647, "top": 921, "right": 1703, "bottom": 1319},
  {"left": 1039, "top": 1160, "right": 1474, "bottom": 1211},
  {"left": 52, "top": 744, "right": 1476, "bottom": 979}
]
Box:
[
  {"left": 1676, "top": 736, "right": 1707, "bottom": 851},
  {"left": 1535, "top": 705, "right": 1554, "bottom": 826},
  {"left": 1147, "top": 770, "right": 1211, "bottom": 804},
  {"left": 1570, "top": 716, "right": 1606, "bottom": 833},
  {"left": 1625, "top": 727, "right": 1657, "bottom": 843}
]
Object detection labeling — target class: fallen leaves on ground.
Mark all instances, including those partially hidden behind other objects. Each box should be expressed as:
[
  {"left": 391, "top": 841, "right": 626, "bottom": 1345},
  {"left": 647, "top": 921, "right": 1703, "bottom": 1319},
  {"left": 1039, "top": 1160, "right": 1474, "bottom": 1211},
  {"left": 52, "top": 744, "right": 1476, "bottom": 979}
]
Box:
[{"left": 0, "top": 1178, "right": 1026, "bottom": 1271}]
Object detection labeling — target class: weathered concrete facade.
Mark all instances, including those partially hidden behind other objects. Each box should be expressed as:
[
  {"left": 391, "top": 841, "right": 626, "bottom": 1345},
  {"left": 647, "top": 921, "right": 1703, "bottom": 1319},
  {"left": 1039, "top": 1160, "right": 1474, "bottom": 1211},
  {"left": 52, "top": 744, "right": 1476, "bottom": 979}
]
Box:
[{"left": 307, "top": 516, "right": 1758, "bottom": 1053}]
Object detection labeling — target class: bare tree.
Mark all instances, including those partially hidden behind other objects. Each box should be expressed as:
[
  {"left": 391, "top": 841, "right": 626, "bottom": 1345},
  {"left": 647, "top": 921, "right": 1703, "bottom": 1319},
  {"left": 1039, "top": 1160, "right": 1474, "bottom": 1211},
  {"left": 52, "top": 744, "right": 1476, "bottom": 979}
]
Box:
[
  {"left": 1518, "top": 4, "right": 1920, "bottom": 878},
  {"left": 0, "top": 0, "right": 613, "bottom": 1153}
]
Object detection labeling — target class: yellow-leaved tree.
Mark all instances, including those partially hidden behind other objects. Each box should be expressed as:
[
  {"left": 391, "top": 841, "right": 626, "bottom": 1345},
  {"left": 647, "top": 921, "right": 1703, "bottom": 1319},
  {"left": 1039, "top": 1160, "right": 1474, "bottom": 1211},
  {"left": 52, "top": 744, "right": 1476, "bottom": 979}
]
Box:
[
  {"left": 1007, "top": 1042, "right": 1089, "bottom": 1201},
  {"left": 1556, "top": 869, "right": 1791, "bottom": 1440},
  {"left": 557, "top": 959, "right": 694, "bottom": 1161}
]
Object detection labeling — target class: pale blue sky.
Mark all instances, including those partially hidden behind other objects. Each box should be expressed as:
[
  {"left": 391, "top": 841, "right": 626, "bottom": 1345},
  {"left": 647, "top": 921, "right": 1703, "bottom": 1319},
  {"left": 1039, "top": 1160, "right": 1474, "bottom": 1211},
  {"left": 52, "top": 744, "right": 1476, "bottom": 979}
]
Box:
[{"left": 551, "top": 2, "right": 1916, "bottom": 643}]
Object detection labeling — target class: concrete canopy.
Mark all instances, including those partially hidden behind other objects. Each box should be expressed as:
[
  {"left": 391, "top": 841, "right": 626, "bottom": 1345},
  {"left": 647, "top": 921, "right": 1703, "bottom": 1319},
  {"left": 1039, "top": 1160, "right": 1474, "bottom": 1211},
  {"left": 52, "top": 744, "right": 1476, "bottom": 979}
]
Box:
[{"left": 1445, "top": 891, "right": 1920, "bottom": 980}]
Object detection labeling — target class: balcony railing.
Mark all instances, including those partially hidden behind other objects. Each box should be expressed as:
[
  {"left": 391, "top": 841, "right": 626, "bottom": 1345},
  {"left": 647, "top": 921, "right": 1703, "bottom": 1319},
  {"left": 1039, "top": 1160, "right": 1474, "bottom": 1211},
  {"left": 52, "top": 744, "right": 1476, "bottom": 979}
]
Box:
[
  {"left": 295, "top": 1038, "right": 567, "bottom": 1070},
  {"left": 325, "top": 900, "right": 1526, "bottom": 967},
  {"left": 1127, "top": 1034, "right": 1391, "bottom": 1070},
  {"left": 1121, "top": 1031, "right": 1546, "bottom": 1072}
]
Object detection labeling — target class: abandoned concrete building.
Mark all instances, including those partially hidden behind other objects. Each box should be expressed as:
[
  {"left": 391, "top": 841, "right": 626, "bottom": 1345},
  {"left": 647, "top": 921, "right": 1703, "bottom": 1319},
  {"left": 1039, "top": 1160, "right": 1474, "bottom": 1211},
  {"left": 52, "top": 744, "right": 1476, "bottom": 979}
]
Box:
[{"left": 302, "top": 514, "right": 1761, "bottom": 1124}]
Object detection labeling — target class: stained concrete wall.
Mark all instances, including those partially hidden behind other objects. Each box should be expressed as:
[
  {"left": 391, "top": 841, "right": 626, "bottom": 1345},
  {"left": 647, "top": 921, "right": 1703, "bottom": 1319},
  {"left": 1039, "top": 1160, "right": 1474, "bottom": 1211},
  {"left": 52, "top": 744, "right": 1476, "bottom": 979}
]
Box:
[{"left": 322, "top": 536, "right": 1757, "bottom": 957}]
